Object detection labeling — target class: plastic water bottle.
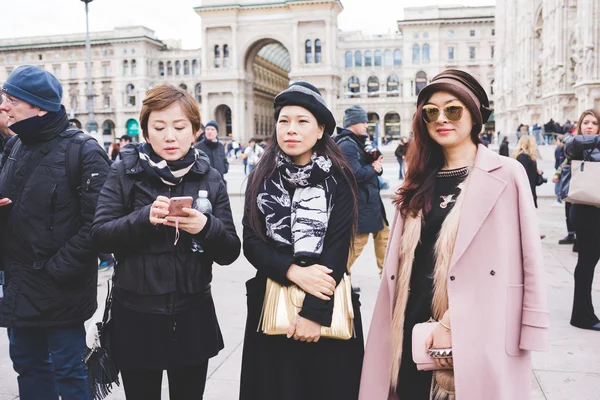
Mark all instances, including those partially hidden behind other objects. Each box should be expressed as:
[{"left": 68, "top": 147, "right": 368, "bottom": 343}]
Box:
[
  {"left": 193, "top": 190, "right": 212, "bottom": 214},
  {"left": 0, "top": 270, "right": 4, "bottom": 301},
  {"left": 191, "top": 190, "right": 212, "bottom": 253}
]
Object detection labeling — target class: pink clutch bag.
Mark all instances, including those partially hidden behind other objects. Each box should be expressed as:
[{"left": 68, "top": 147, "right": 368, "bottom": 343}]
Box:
[{"left": 412, "top": 321, "right": 453, "bottom": 371}]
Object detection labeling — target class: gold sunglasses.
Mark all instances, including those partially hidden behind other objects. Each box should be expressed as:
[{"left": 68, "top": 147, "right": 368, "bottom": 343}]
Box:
[{"left": 422, "top": 103, "right": 465, "bottom": 124}]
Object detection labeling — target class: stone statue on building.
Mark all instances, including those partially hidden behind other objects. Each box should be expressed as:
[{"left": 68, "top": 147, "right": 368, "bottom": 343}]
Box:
[{"left": 585, "top": 46, "right": 595, "bottom": 79}]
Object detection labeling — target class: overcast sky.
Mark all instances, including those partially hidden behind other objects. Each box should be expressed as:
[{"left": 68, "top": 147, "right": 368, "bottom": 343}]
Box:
[{"left": 3, "top": 0, "right": 495, "bottom": 49}]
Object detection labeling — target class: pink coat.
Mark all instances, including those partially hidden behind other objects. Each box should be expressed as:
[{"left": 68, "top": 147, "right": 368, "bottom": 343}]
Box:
[{"left": 359, "top": 145, "right": 550, "bottom": 400}]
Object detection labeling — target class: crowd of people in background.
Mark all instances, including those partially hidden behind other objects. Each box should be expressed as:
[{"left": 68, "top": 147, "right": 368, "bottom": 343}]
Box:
[{"left": 0, "top": 62, "right": 599, "bottom": 400}]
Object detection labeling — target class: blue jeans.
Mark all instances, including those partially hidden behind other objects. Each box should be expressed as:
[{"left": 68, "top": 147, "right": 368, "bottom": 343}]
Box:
[
  {"left": 9, "top": 324, "right": 92, "bottom": 400},
  {"left": 397, "top": 158, "right": 404, "bottom": 179}
]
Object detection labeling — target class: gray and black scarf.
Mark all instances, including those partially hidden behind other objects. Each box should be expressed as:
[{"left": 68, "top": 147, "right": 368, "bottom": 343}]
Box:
[
  {"left": 137, "top": 143, "right": 198, "bottom": 186},
  {"left": 257, "top": 152, "right": 337, "bottom": 259}
]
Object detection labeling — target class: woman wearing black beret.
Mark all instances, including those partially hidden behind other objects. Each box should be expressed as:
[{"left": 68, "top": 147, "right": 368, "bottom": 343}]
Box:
[{"left": 239, "top": 82, "right": 364, "bottom": 400}]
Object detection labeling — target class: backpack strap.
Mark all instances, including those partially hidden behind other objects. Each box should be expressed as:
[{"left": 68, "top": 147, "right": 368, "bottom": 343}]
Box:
[{"left": 65, "top": 130, "right": 97, "bottom": 197}]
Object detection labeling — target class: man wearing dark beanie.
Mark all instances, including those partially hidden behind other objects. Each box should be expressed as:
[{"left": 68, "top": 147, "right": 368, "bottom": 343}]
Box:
[
  {"left": 0, "top": 65, "right": 111, "bottom": 398},
  {"left": 194, "top": 120, "right": 229, "bottom": 180},
  {"left": 334, "top": 105, "right": 388, "bottom": 290}
]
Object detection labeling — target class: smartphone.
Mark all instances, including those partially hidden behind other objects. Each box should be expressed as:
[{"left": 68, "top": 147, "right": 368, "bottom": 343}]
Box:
[{"left": 167, "top": 196, "right": 193, "bottom": 217}]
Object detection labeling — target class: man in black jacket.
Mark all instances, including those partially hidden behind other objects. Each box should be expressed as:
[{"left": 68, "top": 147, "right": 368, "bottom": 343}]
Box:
[
  {"left": 194, "top": 120, "right": 229, "bottom": 180},
  {"left": 0, "top": 65, "right": 111, "bottom": 398},
  {"left": 335, "top": 105, "right": 388, "bottom": 290}
]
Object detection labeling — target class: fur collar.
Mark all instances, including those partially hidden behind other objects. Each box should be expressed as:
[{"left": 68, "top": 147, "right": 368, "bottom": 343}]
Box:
[{"left": 390, "top": 174, "right": 471, "bottom": 390}]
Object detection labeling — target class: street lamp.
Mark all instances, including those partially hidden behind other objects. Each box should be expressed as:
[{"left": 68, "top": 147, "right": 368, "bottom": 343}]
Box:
[{"left": 81, "top": 0, "right": 98, "bottom": 134}]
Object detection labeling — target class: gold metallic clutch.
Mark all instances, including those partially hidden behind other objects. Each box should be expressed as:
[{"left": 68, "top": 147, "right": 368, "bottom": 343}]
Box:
[{"left": 259, "top": 273, "right": 355, "bottom": 340}]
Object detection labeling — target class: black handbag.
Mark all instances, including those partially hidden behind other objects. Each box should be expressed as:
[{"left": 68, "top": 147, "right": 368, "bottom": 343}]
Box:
[{"left": 84, "top": 279, "right": 120, "bottom": 399}]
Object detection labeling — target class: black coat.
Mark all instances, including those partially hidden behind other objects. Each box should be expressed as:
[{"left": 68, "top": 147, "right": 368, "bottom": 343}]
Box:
[
  {"left": 91, "top": 145, "right": 240, "bottom": 369},
  {"left": 194, "top": 139, "right": 229, "bottom": 178},
  {"left": 335, "top": 128, "right": 387, "bottom": 234},
  {"left": 0, "top": 112, "right": 111, "bottom": 328},
  {"left": 516, "top": 153, "right": 538, "bottom": 208},
  {"left": 240, "top": 173, "right": 364, "bottom": 400},
  {"left": 91, "top": 144, "right": 240, "bottom": 309}
]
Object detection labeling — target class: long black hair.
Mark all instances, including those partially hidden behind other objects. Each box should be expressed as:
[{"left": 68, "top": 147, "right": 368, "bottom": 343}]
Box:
[{"left": 246, "top": 118, "right": 358, "bottom": 245}]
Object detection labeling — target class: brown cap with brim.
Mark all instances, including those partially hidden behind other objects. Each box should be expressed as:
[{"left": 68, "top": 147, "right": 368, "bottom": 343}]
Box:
[{"left": 417, "top": 69, "right": 493, "bottom": 134}]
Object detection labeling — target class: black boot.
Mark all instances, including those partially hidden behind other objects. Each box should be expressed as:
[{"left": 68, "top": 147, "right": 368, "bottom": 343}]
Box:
[
  {"left": 573, "top": 241, "right": 578, "bottom": 253},
  {"left": 559, "top": 234, "right": 575, "bottom": 245}
]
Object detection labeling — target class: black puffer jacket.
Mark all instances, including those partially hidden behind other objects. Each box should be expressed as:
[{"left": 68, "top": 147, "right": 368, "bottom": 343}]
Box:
[
  {"left": 194, "top": 139, "right": 229, "bottom": 178},
  {"left": 91, "top": 144, "right": 240, "bottom": 314},
  {"left": 335, "top": 127, "right": 387, "bottom": 234},
  {"left": 0, "top": 111, "right": 111, "bottom": 328},
  {"left": 564, "top": 134, "right": 600, "bottom": 161}
]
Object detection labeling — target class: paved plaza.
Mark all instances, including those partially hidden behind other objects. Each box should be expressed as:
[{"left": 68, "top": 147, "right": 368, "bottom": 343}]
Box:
[{"left": 0, "top": 145, "right": 598, "bottom": 399}]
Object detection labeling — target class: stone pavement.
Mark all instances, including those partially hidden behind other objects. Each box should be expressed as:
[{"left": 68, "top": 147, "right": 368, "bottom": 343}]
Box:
[{"left": 0, "top": 152, "right": 598, "bottom": 399}]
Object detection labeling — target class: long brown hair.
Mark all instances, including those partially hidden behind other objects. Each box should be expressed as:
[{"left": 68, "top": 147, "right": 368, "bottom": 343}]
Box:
[
  {"left": 246, "top": 116, "right": 358, "bottom": 245},
  {"left": 396, "top": 102, "right": 481, "bottom": 217},
  {"left": 576, "top": 109, "right": 600, "bottom": 135}
]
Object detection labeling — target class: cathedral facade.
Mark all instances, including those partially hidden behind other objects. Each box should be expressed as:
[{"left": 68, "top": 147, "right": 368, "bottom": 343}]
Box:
[{"left": 494, "top": 0, "right": 600, "bottom": 137}]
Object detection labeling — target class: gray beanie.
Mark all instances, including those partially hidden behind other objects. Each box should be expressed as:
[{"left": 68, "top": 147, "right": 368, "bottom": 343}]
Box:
[{"left": 343, "top": 105, "right": 368, "bottom": 128}]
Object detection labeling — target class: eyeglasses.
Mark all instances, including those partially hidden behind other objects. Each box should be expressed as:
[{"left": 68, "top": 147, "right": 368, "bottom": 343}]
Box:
[
  {"left": 1, "top": 94, "right": 19, "bottom": 107},
  {"left": 422, "top": 103, "right": 465, "bottom": 124}
]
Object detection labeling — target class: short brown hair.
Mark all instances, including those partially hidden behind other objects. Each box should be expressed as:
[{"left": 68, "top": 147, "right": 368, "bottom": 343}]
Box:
[
  {"left": 139, "top": 85, "right": 202, "bottom": 140},
  {"left": 576, "top": 109, "right": 600, "bottom": 135}
]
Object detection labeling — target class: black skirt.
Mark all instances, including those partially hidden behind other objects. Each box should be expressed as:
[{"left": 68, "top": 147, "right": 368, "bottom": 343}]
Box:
[
  {"left": 111, "top": 297, "right": 224, "bottom": 370},
  {"left": 239, "top": 277, "right": 365, "bottom": 400}
]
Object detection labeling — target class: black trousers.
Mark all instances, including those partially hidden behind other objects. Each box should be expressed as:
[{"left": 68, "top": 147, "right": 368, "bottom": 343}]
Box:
[
  {"left": 570, "top": 204, "right": 600, "bottom": 328},
  {"left": 565, "top": 202, "right": 575, "bottom": 234},
  {"left": 121, "top": 361, "right": 209, "bottom": 400}
]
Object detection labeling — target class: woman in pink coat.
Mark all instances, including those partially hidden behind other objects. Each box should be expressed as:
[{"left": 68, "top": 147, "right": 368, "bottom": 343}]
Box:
[{"left": 359, "top": 70, "right": 549, "bottom": 400}]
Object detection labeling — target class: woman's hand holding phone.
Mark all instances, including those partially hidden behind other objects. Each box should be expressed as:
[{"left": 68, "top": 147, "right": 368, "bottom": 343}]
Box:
[
  {"left": 149, "top": 196, "right": 171, "bottom": 226},
  {"left": 164, "top": 208, "right": 207, "bottom": 235}
]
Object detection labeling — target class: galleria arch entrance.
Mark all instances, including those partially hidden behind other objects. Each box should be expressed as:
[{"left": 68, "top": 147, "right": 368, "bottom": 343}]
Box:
[
  {"left": 196, "top": 0, "right": 343, "bottom": 143},
  {"left": 245, "top": 39, "right": 291, "bottom": 140}
]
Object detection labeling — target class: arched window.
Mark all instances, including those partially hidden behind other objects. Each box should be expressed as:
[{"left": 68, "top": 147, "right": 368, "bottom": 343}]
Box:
[
  {"left": 123, "top": 60, "right": 129, "bottom": 76},
  {"left": 355, "top": 51, "right": 362, "bottom": 67},
  {"left": 305, "top": 40, "right": 312, "bottom": 64},
  {"left": 192, "top": 59, "right": 199, "bottom": 75},
  {"left": 348, "top": 76, "right": 360, "bottom": 98},
  {"left": 184, "top": 60, "right": 190, "bottom": 75},
  {"left": 158, "top": 61, "right": 164, "bottom": 76},
  {"left": 384, "top": 50, "right": 393, "bottom": 66},
  {"left": 345, "top": 51, "right": 352, "bottom": 68},
  {"left": 315, "top": 39, "right": 322, "bottom": 64},
  {"left": 167, "top": 61, "right": 173, "bottom": 76},
  {"left": 195, "top": 83, "right": 202, "bottom": 103},
  {"left": 224, "top": 45, "right": 230, "bottom": 68},
  {"left": 387, "top": 75, "right": 400, "bottom": 97},
  {"left": 422, "top": 44, "right": 430, "bottom": 62},
  {"left": 368, "top": 76, "right": 380, "bottom": 97},
  {"left": 374, "top": 50, "right": 382, "bottom": 67},
  {"left": 365, "top": 51, "right": 372, "bottom": 67},
  {"left": 179, "top": 83, "right": 188, "bottom": 91},
  {"left": 415, "top": 71, "right": 427, "bottom": 95},
  {"left": 214, "top": 45, "right": 221, "bottom": 68},
  {"left": 412, "top": 44, "right": 420, "bottom": 63},
  {"left": 131, "top": 59, "right": 136, "bottom": 76},
  {"left": 490, "top": 80, "right": 495, "bottom": 95},
  {"left": 126, "top": 84, "right": 135, "bottom": 106},
  {"left": 175, "top": 60, "right": 181, "bottom": 75},
  {"left": 394, "top": 49, "right": 402, "bottom": 66},
  {"left": 384, "top": 112, "right": 401, "bottom": 138}
]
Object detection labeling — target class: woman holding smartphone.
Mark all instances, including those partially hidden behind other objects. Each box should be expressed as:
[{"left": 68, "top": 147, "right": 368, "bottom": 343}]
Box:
[
  {"left": 239, "top": 82, "right": 364, "bottom": 400},
  {"left": 91, "top": 84, "right": 240, "bottom": 399}
]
